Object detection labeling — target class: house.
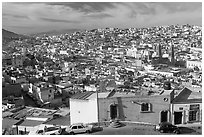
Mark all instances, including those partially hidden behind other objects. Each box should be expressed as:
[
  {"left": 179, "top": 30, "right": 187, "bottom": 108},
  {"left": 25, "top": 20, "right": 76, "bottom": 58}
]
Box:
[
  {"left": 32, "top": 82, "right": 55, "bottom": 103},
  {"left": 2, "top": 83, "right": 22, "bottom": 98},
  {"left": 170, "top": 87, "right": 202, "bottom": 125},
  {"left": 2, "top": 106, "right": 59, "bottom": 134},
  {"left": 15, "top": 119, "right": 45, "bottom": 135},
  {"left": 2, "top": 118, "right": 20, "bottom": 135},
  {"left": 147, "top": 69, "right": 174, "bottom": 77},
  {"left": 2, "top": 55, "right": 12, "bottom": 66},
  {"left": 84, "top": 84, "right": 97, "bottom": 92},
  {"left": 69, "top": 90, "right": 175, "bottom": 125},
  {"left": 12, "top": 55, "right": 24, "bottom": 67},
  {"left": 186, "top": 59, "right": 202, "bottom": 70},
  {"left": 23, "top": 82, "right": 65, "bottom": 108},
  {"left": 70, "top": 91, "right": 105, "bottom": 124}
]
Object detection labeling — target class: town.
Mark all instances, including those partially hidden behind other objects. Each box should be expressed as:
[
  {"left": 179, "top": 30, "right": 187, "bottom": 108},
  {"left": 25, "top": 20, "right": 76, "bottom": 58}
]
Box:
[{"left": 2, "top": 24, "right": 202, "bottom": 135}]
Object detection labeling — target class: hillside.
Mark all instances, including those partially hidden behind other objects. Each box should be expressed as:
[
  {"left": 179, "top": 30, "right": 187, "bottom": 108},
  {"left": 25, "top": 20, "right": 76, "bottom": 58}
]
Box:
[
  {"left": 30, "top": 28, "right": 81, "bottom": 37},
  {"left": 2, "top": 29, "right": 22, "bottom": 38},
  {"left": 2, "top": 29, "right": 29, "bottom": 49}
]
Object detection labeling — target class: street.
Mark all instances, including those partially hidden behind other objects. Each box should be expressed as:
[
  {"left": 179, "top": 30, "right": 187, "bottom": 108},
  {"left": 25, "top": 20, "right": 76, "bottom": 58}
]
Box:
[{"left": 76, "top": 124, "right": 202, "bottom": 135}]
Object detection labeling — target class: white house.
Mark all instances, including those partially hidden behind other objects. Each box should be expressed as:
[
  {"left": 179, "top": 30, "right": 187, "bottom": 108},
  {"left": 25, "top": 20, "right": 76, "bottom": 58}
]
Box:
[
  {"left": 171, "top": 87, "right": 202, "bottom": 125},
  {"left": 70, "top": 92, "right": 110, "bottom": 124},
  {"left": 186, "top": 60, "right": 202, "bottom": 70}
]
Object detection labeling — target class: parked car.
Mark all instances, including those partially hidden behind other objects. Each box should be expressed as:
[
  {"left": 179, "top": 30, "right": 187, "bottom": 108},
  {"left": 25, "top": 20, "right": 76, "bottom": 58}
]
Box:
[
  {"left": 156, "top": 122, "right": 180, "bottom": 134},
  {"left": 65, "top": 123, "right": 93, "bottom": 135},
  {"left": 29, "top": 124, "right": 66, "bottom": 135},
  {"left": 38, "top": 126, "right": 63, "bottom": 135}
]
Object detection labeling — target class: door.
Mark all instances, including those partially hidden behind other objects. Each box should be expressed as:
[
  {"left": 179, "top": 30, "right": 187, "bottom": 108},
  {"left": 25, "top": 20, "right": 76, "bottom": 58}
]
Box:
[
  {"left": 77, "top": 125, "right": 85, "bottom": 133},
  {"left": 160, "top": 111, "right": 168, "bottom": 122},
  {"left": 110, "top": 104, "right": 117, "bottom": 119},
  {"left": 71, "top": 126, "right": 78, "bottom": 133},
  {"left": 174, "top": 112, "right": 182, "bottom": 124}
]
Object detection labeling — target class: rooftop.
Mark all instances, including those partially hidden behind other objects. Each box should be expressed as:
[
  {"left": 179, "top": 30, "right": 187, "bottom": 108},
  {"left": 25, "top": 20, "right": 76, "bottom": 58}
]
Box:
[
  {"left": 71, "top": 91, "right": 94, "bottom": 100},
  {"left": 9, "top": 107, "right": 57, "bottom": 119},
  {"left": 44, "top": 115, "right": 70, "bottom": 126},
  {"left": 87, "top": 92, "right": 110, "bottom": 99},
  {"left": 172, "top": 87, "right": 202, "bottom": 104},
  {"left": 17, "top": 119, "right": 44, "bottom": 127},
  {"left": 2, "top": 118, "right": 20, "bottom": 129}
]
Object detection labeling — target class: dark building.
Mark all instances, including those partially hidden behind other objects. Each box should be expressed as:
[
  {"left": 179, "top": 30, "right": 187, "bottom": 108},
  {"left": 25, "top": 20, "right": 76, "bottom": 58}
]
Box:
[
  {"left": 158, "top": 44, "right": 162, "bottom": 61},
  {"left": 171, "top": 43, "right": 175, "bottom": 66},
  {"left": 152, "top": 44, "right": 170, "bottom": 65}
]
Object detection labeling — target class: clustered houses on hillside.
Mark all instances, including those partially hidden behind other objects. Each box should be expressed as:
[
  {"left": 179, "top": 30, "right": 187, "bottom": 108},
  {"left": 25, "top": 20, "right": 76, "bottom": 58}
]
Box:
[{"left": 2, "top": 24, "right": 202, "bottom": 135}]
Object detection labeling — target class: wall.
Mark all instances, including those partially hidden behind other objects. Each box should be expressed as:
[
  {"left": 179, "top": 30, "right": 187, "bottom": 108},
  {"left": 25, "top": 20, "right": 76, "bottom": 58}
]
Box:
[
  {"left": 147, "top": 70, "right": 174, "bottom": 77},
  {"left": 50, "top": 98, "right": 63, "bottom": 108},
  {"left": 12, "top": 57, "right": 23, "bottom": 67},
  {"left": 40, "top": 88, "right": 55, "bottom": 102},
  {"left": 70, "top": 98, "right": 98, "bottom": 124},
  {"left": 98, "top": 95, "right": 171, "bottom": 125},
  {"left": 186, "top": 60, "right": 202, "bottom": 70},
  {"left": 2, "top": 83, "right": 22, "bottom": 98}
]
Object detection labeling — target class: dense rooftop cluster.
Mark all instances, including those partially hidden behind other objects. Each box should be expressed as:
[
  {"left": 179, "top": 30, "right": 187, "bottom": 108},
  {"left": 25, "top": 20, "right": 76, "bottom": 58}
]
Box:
[
  {"left": 2, "top": 24, "right": 202, "bottom": 135},
  {"left": 3, "top": 24, "right": 202, "bottom": 97}
]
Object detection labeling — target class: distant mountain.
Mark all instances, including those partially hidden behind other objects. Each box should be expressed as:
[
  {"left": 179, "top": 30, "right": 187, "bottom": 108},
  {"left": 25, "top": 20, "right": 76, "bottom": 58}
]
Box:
[
  {"left": 30, "top": 29, "right": 82, "bottom": 36},
  {"left": 2, "top": 29, "right": 29, "bottom": 49},
  {"left": 2, "top": 29, "right": 29, "bottom": 39},
  {"left": 2, "top": 29, "right": 21, "bottom": 38}
]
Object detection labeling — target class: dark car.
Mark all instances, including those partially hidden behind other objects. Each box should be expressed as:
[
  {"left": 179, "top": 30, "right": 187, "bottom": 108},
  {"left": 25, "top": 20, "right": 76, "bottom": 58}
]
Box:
[{"left": 156, "top": 122, "right": 181, "bottom": 134}]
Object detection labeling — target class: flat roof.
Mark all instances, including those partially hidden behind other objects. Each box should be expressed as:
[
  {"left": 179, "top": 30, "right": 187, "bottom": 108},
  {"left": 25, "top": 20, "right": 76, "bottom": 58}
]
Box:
[
  {"left": 87, "top": 92, "right": 110, "bottom": 99},
  {"left": 18, "top": 119, "right": 44, "bottom": 127},
  {"left": 11, "top": 107, "right": 57, "bottom": 119},
  {"left": 71, "top": 91, "right": 94, "bottom": 100},
  {"left": 44, "top": 116, "right": 70, "bottom": 126}
]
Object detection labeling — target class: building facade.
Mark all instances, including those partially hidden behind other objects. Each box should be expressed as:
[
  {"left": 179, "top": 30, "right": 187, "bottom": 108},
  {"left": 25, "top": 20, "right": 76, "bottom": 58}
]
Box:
[
  {"left": 186, "top": 60, "right": 202, "bottom": 70},
  {"left": 98, "top": 94, "right": 172, "bottom": 124},
  {"left": 69, "top": 91, "right": 174, "bottom": 125},
  {"left": 170, "top": 87, "right": 202, "bottom": 125}
]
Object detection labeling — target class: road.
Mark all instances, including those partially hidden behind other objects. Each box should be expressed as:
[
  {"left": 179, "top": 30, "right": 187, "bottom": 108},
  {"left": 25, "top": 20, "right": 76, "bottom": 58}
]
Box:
[{"left": 78, "top": 125, "right": 201, "bottom": 135}]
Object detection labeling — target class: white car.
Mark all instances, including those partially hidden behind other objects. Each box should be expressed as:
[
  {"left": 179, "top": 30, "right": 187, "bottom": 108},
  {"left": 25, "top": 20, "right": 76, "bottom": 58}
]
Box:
[
  {"left": 36, "top": 126, "right": 62, "bottom": 135},
  {"left": 29, "top": 124, "right": 66, "bottom": 135},
  {"left": 65, "top": 123, "right": 93, "bottom": 135}
]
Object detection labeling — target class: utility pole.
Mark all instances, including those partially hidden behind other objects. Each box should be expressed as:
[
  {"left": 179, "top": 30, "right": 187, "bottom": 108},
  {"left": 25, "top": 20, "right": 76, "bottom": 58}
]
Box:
[
  {"left": 96, "top": 87, "right": 100, "bottom": 127},
  {"left": 96, "top": 66, "right": 101, "bottom": 127}
]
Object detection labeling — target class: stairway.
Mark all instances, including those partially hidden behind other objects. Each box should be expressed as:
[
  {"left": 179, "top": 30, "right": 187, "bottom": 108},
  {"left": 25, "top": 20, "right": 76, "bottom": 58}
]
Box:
[{"left": 109, "top": 119, "right": 124, "bottom": 128}]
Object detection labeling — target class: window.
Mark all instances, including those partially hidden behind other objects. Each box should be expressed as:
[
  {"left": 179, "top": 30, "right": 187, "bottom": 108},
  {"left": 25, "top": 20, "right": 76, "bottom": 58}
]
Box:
[
  {"left": 78, "top": 126, "right": 83, "bottom": 129},
  {"left": 189, "top": 111, "right": 197, "bottom": 121},
  {"left": 37, "top": 130, "right": 43, "bottom": 134},
  {"left": 72, "top": 126, "right": 77, "bottom": 130},
  {"left": 141, "top": 103, "right": 151, "bottom": 112},
  {"left": 46, "top": 127, "right": 58, "bottom": 132}
]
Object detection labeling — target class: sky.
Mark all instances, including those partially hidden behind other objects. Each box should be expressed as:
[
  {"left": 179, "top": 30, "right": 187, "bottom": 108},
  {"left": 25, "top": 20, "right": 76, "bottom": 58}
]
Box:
[{"left": 2, "top": 2, "right": 202, "bottom": 34}]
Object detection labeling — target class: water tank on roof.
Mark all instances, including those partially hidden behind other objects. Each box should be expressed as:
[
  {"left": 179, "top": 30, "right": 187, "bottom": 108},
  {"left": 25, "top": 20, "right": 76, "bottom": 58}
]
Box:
[{"left": 163, "top": 81, "right": 171, "bottom": 90}]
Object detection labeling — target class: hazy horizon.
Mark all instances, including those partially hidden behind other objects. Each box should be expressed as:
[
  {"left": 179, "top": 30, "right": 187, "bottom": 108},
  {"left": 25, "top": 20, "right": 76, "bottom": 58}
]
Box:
[{"left": 2, "top": 2, "right": 202, "bottom": 35}]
